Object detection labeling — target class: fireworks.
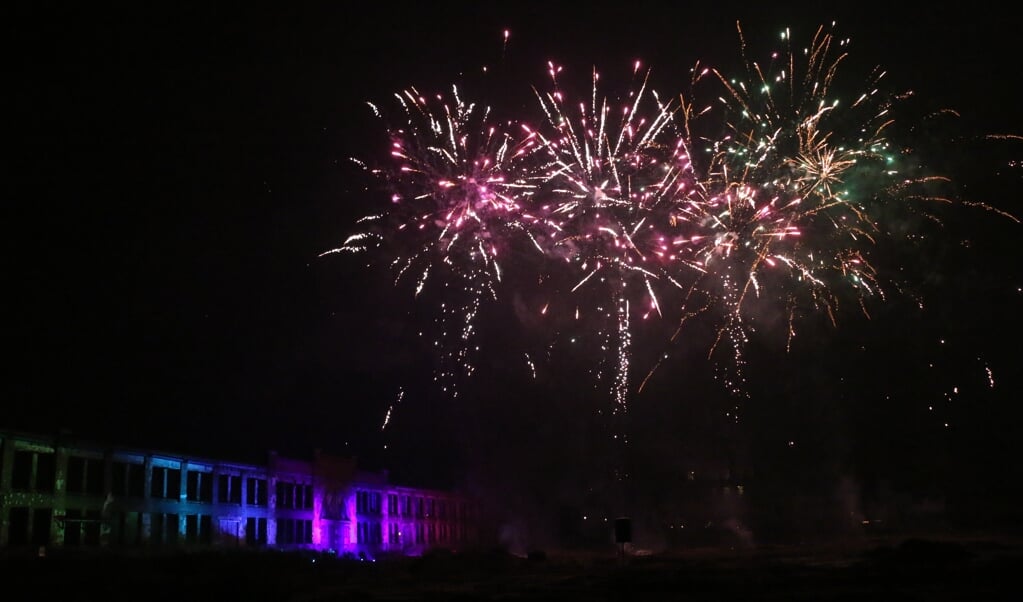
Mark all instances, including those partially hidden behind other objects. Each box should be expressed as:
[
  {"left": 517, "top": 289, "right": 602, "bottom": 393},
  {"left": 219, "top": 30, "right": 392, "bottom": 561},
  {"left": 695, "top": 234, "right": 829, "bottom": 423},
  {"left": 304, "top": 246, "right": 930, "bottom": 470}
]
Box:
[
  {"left": 528, "top": 61, "right": 691, "bottom": 418},
  {"left": 641, "top": 23, "right": 909, "bottom": 399},
  {"left": 322, "top": 85, "right": 544, "bottom": 395},
  {"left": 325, "top": 22, "right": 1018, "bottom": 421}
]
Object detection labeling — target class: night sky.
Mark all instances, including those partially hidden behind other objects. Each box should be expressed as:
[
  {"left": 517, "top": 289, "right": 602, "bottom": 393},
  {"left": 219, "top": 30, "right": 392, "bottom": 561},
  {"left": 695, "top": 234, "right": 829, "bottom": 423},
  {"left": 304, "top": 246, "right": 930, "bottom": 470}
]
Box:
[{"left": 9, "top": 3, "right": 1022, "bottom": 537}]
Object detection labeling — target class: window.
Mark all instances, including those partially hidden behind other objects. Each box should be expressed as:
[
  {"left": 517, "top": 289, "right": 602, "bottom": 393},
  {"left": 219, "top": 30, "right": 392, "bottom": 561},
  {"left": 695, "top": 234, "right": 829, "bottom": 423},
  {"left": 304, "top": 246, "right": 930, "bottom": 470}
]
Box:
[
  {"left": 388, "top": 522, "right": 401, "bottom": 546},
  {"left": 246, "top": 477, "right": 267, "bottom": 506},
  {"left": 66, "top": 456, "right": 104, "bottom": 495},
  {"left": 356, "top": 491, "right": 381, "bottom": 514},
  {"left": 38, "top": 453, "right": 56, "bottom": 493},
  {"left": 151, "top": 467, "right": 181, "bottom": 499},
  {"left": 151, "top": 468, "right": 166, "bottom": 498},
  {"left": 5, "top": 507, "right": 53, "bottom": 547},
  {"left": 387, "top": 494, "right": 398, "bottom": 515},
  {"left": 276, "top": 482, "right": 295, "bottom": 509},
  {"left": 185, "top": 514, "right": 211, "bottom": 544},
  {"left": 83, "top": 510, "right": 101, "bottom": 545},
  {"left": 8, "top": 507, "right": 29, "bottom": 546},
  {"left": 322, "top": 492, "right": 345, "bottom": 520},
  {"left": 185, "top": 514, "right": 198, "bottom": 542},
  {"left": 276, "top": 519, "right": 312, "bottom": 545},
  {"left": 11, "top": 450, "right": 55, "bottom": 492},
  {"left": 358, "top": 521, "right": 381, "bottom": 544},
  {"left": 12, "top": 451, "right": 32, "bottom": 490},
  {"left": 217, "top": 474, "right": 242, "bottom": 504},
  {"left": 111, "top": 462, "right": 145, "bottom": 497},
  {"left": 167, "top": 468, "right": 181, "bottom": 498},
  {"left": 246, "top": 517, "right": 267, "bottom": 546},
  {"left": 186, "top": 471, "right": 213, "bottom": 502},
  {"left": 32, "top": 508, "right": 52, "bottom": 546},
  {"left": 279, "top": 518, "right": 294, "bottom": 544},
  {"left": 63, "top": 509, "right": 99, "bottom": 546},
  {"left": 150, "top": 513, "right": 179, "bottom": 545},
  {"left": 114, "top": 512, "right": 143, "bottom": 546},
  {"left": 64, "top": 509, "right": 82, "bottom": 546}
]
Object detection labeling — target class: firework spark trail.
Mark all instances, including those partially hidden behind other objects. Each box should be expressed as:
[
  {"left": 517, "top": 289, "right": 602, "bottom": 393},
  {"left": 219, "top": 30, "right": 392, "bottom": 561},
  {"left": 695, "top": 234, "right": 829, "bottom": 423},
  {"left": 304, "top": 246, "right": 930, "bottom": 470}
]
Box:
[
  {"left": 326, "top": 22, "right": 1019, "bottom": 432},
  {"left": 527, "top": 21, "right": 1014, "bottom": 414},
  {"left": 381, "top": 388, "right": 404, "bottom": 432},
  {"left": 637, "top": 21, "right": 939, "bottom": 396},
  {"left": 703, "top": 23, "right": 893, "bottom": 307},
  {"left": 524, "top": 61, "right": 712, "bottom": 425},
  {"left": 322, "top": 85, "right": 546, "bottom": 395}
]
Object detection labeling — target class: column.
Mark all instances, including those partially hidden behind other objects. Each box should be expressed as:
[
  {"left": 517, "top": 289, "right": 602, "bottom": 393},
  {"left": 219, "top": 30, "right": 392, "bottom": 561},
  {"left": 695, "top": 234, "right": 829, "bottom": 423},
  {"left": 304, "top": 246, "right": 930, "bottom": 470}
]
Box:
[
  {"left": 0, "top": 436, "right": 13, "bottom": 545},
  {"left": 141, "top": 455, "right": 153, "bottom": 544},
  {"left": 178, "top": 460, "right": 188, "bottom": 541},
  {"left": 51, "top": 444, "right": 69, "bottom": 548},
  {"left": 100, "top": 449, "right": 114, "bottom": 547}
]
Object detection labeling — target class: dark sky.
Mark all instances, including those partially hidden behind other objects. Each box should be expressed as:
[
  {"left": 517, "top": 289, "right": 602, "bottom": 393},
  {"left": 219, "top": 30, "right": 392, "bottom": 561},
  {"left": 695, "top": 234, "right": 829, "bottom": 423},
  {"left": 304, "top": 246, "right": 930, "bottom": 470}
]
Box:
[{"left": 8, "top": 3, "right": 1022, "bottom": 529}]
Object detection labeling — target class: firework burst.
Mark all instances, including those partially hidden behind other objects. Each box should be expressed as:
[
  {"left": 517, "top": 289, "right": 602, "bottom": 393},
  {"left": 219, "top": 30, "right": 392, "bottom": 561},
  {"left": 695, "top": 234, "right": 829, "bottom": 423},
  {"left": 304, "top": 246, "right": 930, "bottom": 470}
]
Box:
[
  {"left": 524, "top": 60, "right": 698, "bottom": 420},
  {"left": 634, "top": 22, "right": 972, "bottom": 405},
  {"left": 322, "top": 85, "right": 543, "bottom": 395},
  {"left": 326, "top": 21, "right": 1018, "bottom": 429}
]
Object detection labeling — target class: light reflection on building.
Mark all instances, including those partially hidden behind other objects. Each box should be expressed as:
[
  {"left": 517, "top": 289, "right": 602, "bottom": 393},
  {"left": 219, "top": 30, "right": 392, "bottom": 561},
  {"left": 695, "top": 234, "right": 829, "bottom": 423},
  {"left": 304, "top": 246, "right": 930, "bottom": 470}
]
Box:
[{"left": 0, "top": 429, "right": 478, "bottom": 557}]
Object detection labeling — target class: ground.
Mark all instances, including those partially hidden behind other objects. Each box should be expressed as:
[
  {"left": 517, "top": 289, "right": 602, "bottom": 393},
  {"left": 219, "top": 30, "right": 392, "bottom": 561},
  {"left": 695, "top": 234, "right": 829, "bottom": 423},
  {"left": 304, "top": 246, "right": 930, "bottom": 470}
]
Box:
[{"left": 5, "top": 532, "right": 1021, "bottom": 600}]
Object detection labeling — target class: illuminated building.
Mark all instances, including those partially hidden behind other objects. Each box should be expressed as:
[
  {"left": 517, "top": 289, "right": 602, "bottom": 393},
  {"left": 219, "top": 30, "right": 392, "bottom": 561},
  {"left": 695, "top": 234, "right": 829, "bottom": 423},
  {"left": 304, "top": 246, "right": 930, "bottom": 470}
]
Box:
[{"left": 0, "top": 428, "right": 478, "bottom": 556}]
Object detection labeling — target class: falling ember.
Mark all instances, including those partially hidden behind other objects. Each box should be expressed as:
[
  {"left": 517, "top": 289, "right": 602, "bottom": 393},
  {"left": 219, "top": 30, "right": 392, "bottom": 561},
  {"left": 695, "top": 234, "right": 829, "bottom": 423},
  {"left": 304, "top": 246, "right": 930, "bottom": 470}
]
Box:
[{"left": 381, "top": 389, "right": 404, "bottom": 431}]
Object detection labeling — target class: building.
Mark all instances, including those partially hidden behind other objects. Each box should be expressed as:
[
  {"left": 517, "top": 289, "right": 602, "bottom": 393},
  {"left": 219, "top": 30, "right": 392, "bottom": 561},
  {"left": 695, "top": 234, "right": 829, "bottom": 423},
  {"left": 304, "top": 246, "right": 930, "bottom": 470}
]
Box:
[{"left": 0, "top": 428, "right": 478, "bottom": 556}]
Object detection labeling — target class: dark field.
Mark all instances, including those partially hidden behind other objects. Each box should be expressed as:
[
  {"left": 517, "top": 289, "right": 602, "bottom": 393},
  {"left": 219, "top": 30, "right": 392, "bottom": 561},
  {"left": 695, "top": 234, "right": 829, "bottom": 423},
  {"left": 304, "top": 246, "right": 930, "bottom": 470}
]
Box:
[{"left": 5, "top": 533, "right": 1021, "bottom": 601}]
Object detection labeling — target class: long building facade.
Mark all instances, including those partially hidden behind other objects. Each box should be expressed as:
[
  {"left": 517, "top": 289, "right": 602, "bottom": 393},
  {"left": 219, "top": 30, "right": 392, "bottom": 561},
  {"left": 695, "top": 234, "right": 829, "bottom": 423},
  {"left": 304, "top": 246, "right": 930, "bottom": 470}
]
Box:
[{"left": 0, "top": 428, "right": 478, "bottom": 556}]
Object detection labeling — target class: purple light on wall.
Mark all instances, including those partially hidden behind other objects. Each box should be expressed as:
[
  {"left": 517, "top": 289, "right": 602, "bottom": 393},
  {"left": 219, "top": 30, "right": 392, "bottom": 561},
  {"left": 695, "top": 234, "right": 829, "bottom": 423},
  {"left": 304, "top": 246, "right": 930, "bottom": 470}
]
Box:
[{"left": 312, "top": 488, "right": 324, "bottom": 549}]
